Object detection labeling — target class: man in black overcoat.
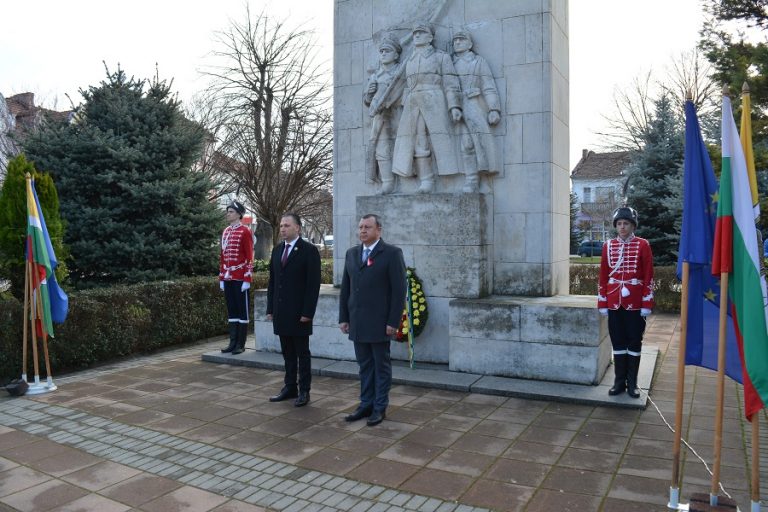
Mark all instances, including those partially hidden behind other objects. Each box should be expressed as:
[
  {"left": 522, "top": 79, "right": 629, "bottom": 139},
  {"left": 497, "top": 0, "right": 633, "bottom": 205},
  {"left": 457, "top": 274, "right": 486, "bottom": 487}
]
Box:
[
  {"left": 339, "top": 214, "right": 407, "bottom": 426},
  {"left": 267, "top": 213, "right": 321, "bottom": 407}
]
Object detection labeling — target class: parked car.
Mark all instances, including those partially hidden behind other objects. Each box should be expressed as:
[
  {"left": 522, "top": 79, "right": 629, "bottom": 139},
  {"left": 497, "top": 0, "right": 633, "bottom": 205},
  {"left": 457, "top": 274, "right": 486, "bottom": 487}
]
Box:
[
  {"left": 323, "top": 235, "right": 334, "bottom": 249},
  {"left": 577, "top": 240, "right": 604, "bottom": 257}
]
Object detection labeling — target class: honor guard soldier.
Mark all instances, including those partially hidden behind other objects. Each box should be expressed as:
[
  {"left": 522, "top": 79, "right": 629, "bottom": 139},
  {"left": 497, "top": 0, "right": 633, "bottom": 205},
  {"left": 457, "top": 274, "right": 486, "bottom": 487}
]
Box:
[
  {"left": 219, "top": 200, "right": 254, "bottom": 355},
  {"left": 598, "top": 206, "right": 654, "bottom": 398}
]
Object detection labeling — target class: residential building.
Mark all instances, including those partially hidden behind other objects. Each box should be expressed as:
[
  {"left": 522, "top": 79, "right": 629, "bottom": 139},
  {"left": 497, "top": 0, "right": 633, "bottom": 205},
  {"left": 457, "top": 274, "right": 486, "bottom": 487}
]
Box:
[
  {"left": 0, "top": 92, "right": 73, "bottom": 181},
  {"left": 570, "top": 149, "right": 632, "bottom": 241}
]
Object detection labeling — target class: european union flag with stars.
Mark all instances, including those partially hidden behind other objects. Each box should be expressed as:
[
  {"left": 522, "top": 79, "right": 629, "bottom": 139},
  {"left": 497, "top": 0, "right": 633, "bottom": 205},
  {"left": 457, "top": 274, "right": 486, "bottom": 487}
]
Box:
[{"left": 677, "top": 100, "right": 742, "bottom": 383}]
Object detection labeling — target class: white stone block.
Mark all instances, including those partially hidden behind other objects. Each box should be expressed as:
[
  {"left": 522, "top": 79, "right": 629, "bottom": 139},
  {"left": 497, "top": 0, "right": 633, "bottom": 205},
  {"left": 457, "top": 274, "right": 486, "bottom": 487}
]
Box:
[
  {"left": 390, "top": 296, "right": 451, "bottom": 363},
  {"left": 522, "top": 112, "right": 550, "bottom": 163},
  {"left": 550, "top": 14, "right": 569, "bottom": 78},
  {"left": 334, "top": 85, "right": 364, "bottom": 130},
  {"left": 505, "top": 63, "right": 544, "bottom": 114},
  {"left": 494, "top": 163, "right": 551, "bottom": 214},
  {"left": 525, "top": 13, "right": 544, "bottom": 63},
  {"left": 466, "top": 0, "right": 544, "bottom": 22},
  {"left": 335, "top": 0, "right": 373, "bottom": 44},
  {"left": 493, "top": 213, "right": 526, "bottom": 262},
  {"left": 502, "top": 114, "right": 523, "bottom": 165},
  {"left": 494, "top": 261, "right": 543, "bottom": 295},
  {"left": 501, "top": 16, "right": 526, "bottom": 67},
  {"left": 448, "top": 295, "right": 610, "bottom": 384}
]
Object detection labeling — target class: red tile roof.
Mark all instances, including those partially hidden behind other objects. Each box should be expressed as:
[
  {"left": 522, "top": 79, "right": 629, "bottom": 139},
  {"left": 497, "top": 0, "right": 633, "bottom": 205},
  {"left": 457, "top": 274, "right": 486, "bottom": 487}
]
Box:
[{"left": 571, "top": 149, "right": 632, "bottom": 179}]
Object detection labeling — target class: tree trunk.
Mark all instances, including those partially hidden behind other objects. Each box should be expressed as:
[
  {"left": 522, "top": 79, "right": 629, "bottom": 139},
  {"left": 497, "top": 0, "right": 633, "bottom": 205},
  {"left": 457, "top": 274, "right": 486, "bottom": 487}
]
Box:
[{"left": 253, "top": 222, "right": 273, "bottom": 260}]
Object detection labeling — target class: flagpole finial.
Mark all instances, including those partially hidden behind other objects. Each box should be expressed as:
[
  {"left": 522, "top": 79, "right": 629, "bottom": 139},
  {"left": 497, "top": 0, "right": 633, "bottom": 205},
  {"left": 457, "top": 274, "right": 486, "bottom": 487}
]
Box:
[
  {"left": 685, "top": 89, "right": 693, "bottom": 100},
  {"left": 722, "top": 84, "right": 731, "bottom": 97},
  {"left": 742, "top": 81, "right": 750, "bottom": 93}
]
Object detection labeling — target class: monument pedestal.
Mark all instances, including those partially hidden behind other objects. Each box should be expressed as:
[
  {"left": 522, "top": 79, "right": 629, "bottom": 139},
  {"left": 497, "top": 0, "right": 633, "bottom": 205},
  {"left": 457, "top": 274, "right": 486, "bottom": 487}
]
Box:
[
  {"left": 449, "top": 295, "right": 610, "bottom": 384},
  {"left": 254, "top": 288, "right": 610, "bottom": 385},
  {"left": 355, "top": 193, "right": 492, "bottom": 299}
]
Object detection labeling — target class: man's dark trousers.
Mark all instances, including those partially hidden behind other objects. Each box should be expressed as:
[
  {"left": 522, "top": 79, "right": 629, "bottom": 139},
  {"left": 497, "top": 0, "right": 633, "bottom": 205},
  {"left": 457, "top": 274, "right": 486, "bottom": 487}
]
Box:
[
  {"left": 353, "top": 341, "right": 391, "bottom": 413},
  {"left": 280, "top": 335, "right": 311, "bottom": 392}
]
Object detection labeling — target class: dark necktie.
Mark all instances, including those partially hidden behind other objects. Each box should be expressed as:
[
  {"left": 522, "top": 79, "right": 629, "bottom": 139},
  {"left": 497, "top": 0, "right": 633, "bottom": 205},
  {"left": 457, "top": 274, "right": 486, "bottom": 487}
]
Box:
[{"left": 281, "top": 243, "right": 290, "bottom": 267}]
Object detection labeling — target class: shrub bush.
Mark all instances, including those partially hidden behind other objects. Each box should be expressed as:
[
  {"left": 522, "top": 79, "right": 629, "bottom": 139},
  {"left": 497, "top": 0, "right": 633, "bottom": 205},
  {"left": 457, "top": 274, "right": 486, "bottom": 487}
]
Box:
[
  {"left": 570, "top": 264, "right": 681, "bottom": 313},
  {"left": 0, "top": 277, "right": 232, "bottom": 383},
  {"left": 0, "top": 264, "right": 333, "bottom": 383}
]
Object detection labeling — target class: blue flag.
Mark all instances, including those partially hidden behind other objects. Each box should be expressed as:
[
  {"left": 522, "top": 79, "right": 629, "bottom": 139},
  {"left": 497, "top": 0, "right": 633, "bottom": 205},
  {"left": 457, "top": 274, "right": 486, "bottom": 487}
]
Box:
[
  {"left": 30, "top": 180, "right": 68, "bottom": 324},
  {"left": 677, "top": 100, "right": 742, "bottom": 382}
]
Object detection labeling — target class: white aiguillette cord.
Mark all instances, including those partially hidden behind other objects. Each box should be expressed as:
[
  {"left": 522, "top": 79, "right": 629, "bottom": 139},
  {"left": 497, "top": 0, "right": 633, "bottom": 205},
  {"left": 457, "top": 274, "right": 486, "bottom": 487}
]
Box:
[{"left": 608, "top": 239, "right": 631, "bottom": 297}]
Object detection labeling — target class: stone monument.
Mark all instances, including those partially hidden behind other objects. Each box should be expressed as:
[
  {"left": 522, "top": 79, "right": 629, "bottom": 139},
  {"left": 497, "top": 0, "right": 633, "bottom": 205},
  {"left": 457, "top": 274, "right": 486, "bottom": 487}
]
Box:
[{"left": 254, "top": 0, "right": 611, "bottom": 385}]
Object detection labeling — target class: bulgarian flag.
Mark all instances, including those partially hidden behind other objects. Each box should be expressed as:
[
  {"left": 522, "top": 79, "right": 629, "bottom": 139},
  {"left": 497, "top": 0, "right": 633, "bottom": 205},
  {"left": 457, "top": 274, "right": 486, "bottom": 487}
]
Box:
[
  {"left": 26, "top": 178, "right": 55, "bottom": 338},
  {"left": 712, "top": 92, "right": 768, "bottom": 420}
]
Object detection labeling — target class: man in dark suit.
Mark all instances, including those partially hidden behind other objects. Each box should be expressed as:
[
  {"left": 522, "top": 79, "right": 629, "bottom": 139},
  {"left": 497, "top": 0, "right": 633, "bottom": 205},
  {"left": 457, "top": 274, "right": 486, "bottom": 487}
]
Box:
[
  {"left": 267, "top": 213, "right": 321, "bottom": 407},
  {"left": 339, "top": 214, "right": 406, "bottom": 426}
]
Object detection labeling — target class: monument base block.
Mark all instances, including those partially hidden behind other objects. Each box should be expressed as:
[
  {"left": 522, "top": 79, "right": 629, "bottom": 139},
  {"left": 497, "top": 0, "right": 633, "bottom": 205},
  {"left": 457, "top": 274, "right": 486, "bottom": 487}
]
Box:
[
  {"left": 254, "top": 288, "right": 609, "bottom": 386},
  {"left": 449, "top": 295, "right": 610, "bottom": 385}
]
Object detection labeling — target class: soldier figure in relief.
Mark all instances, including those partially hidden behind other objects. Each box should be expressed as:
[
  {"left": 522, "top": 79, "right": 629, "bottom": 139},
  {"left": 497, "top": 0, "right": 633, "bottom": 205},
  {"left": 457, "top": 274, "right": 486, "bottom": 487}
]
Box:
[
  {"left": 392, "top": 21, "right": 462, "bottom": 194},
  {"left": 598, "top": 207, "right": 654, "bottom": 399},
  {"left": 451, "top": 28, "right": 501, "bottom": 193},
  {"left": 364, "top": 36, "right": 405, "bottom": 195}
]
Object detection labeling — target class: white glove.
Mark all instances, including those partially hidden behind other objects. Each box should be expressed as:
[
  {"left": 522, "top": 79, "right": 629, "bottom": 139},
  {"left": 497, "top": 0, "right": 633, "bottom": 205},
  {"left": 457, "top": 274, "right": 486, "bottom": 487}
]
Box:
[
  {"left": 599, "top": 308, "right": 608, "bottom": 316},
  {"left": 241, "top": 282, "right": 250, "bottom": 292},
  {"left": 641, "top": 308, "right": 652, "bottom": 317},
  {"left": 219, "top": 281, "right": 225, "bottom": 291}
]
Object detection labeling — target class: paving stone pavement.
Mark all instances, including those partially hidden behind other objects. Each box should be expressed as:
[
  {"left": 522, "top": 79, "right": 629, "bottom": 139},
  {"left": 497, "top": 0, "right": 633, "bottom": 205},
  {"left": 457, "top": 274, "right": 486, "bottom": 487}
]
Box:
[{"left": 0, "top": 314, "right": 764, "bottom": 512}]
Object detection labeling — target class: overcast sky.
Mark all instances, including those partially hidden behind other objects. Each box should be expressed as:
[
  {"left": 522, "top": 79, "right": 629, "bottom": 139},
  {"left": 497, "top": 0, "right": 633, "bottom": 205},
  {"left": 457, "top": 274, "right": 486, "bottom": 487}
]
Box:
[{"left": 0, "top": 0, "right": 706, "bottom": 169}]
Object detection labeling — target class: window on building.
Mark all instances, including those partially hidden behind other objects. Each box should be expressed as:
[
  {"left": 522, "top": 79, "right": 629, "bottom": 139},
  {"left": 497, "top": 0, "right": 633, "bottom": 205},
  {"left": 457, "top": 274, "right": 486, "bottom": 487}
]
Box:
[
  {"left": 583, "top": 187, "right": 591, "bottom": 203},
  {"left": 596, "top": 186, "right": 614, "bottom": 202}
]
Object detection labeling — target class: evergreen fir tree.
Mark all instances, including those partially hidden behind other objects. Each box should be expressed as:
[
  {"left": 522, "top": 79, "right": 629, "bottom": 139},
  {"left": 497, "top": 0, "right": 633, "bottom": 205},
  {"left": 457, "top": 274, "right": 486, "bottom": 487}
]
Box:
[
  {"left": 570, "top": 191, "right": 584, "bottom": 254},
  {"left": 625, "top": 91, "right": 684, "bottom": 265},
  {"left": 0, "top": 154, "right": 68, "bottom": 298},
  {"left": 23, "top": 68, "right": 220, "bottom": 286}
]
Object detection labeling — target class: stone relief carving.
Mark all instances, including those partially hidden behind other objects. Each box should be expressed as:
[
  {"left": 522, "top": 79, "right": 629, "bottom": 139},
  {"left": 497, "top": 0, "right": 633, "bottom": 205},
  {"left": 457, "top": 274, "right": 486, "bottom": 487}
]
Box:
[
  {"left": 451, "top": 28, "right": 501, "bottom": 193},
  {"left": 364, "top": 22, "right": 501, "bottom": 195},
  {"left": 363, "top": 36, "right": 405, "bottom": 195},
  {"left": 391, "top": 21, "right": 463, "bottom": 194}
]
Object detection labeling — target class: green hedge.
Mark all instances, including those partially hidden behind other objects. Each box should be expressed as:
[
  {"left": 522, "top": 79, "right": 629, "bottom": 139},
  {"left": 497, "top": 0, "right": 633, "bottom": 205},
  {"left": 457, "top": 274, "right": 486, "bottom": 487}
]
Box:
[
  {"left": 0, "top": 277, "right": 230, "bottom": 383},
  {"left": 570, "top": 264, "right": 681, "bottom": 313},
  {"left": 0, "top": 264, "right": 334, "bottom": 384}
]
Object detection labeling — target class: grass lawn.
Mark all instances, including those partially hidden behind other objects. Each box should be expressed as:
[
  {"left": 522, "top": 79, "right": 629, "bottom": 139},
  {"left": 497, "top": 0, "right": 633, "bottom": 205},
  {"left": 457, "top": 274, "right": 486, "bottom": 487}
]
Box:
[{"left": 570, "top": 255, "right": 601, "bottom": 264}]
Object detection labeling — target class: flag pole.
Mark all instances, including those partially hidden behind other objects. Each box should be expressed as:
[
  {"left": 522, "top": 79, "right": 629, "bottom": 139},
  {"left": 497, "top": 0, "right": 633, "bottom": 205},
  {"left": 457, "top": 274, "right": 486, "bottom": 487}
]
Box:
[
  {"left": 40, "top": 331, "right": 54, "bottom": 389},
  {"left": 29, "top": 261, "right": 41, "bottom": 388},
  {"left": 741, "top": 80, "right": 762, "bottom": 512},
  {"left": 710, "top": 271, "right": 729, "bottom": 506},
  {"left": 751, "top": 416, "right": 760, "bottom": 511},
  {"left": 669, "top": 261, "right": 689, "bottom": 509},
  {"left": 22, "top": 259, "right": 31, "bottom": 383}
]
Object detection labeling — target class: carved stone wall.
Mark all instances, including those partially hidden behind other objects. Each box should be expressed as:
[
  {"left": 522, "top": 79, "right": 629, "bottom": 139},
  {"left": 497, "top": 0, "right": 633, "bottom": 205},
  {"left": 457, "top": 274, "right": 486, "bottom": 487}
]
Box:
[{"left": 333, "top": 0, "right": 570, "bottom": 297}]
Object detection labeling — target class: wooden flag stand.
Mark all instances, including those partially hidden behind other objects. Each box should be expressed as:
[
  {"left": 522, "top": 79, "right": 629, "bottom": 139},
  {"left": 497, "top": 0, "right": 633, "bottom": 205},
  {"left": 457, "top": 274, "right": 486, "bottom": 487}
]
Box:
[{"left": 21, "top": 256, "right": 56, "bottom": 395}]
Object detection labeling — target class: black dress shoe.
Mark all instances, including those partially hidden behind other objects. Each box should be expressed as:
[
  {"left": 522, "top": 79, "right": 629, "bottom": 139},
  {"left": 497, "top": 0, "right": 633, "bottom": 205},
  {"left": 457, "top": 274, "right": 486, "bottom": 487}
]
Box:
[
  {"left": 269, "top": 387, "right": 298, "bottom": 402},
  {"left": 344, "top": 407, "right": 372, "bottom": 422},
  {"left": 627, "top": 386, "right": 641, "bottom": 399},
  {"left": 366, "top": 410, "right": 385, "bottom": 426},
  {"left": 294, "top": 391, "right": 310, "bottom": 407},
  {"left": 231, "top": 347, "right": 244, "bottom": 355}
]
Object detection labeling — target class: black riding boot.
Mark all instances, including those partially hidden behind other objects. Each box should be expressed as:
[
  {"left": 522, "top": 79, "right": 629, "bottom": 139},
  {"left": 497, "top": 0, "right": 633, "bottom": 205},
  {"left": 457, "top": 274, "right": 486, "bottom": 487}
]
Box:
[
  {"left": 232, "top": 323, "right": 247, "bottom": 355},
  {"left": 608, "top": 353, "right": 627, "bottom": 396},
  {"left": 221, "top": 322, "right": 238, "bottom": 353},
  {"left": 626, "top": 354, "right": 641, "bottom": 398}
]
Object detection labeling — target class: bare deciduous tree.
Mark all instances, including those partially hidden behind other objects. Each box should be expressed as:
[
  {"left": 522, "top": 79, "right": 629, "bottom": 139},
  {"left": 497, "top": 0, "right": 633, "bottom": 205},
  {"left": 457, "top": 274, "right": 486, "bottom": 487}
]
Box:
[
  {"left": 596, "top": 71, "right": 655, "bottom": 151},
  {"left": 596, "top": 49, "right": 718, "bottom": 151},
  {"left": 666, "top": 48, "right": 719, "bottom": 119},
  {"left": 184, "top": 94, "right": 239, "bottom": 203},
  {"left": 203, "top": 8, "right": 333, "bottom": 249}
]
